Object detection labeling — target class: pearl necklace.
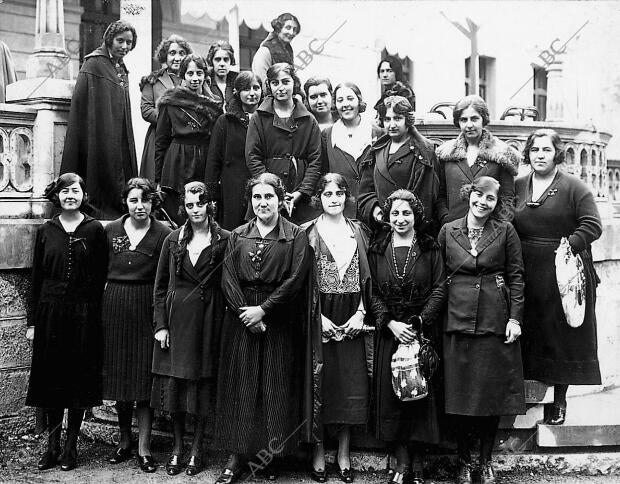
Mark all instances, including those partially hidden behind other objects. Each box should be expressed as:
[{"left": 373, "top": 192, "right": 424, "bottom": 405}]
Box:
[{"left": 391, "top": 232, "right": 417, "bottom": 281}]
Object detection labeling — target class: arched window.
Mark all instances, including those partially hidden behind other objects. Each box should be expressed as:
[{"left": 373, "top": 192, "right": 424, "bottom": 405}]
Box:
[
  {"left": 580, "top": 149, "right": 588, "bottom": 181},
  {"left": 533, "top": 66, "right": 547, "bottom": 121}
]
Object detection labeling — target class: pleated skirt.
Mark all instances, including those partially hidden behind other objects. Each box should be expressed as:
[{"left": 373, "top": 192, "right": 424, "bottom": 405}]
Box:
[{"left": 101, "top": 281, "right": 154, "bottom": 402}]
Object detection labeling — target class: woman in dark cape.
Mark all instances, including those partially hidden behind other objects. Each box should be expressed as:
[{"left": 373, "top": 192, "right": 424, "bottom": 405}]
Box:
[{"left": 60, "top": 20, "right": 138, "bottom": 219}]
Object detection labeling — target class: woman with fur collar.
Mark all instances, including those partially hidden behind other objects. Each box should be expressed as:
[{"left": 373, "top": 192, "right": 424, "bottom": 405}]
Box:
[
  {"left": 206, "top": 71, "right": 263, "bottom": 230},
  {"left": 435, "top": 95, "right": 521, "bottom": 225},
  {"left": 154, "top": 54, "right": 222, "bottom": 226}
]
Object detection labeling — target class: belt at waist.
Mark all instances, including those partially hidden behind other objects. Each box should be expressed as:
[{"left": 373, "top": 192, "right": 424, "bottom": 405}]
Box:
[
  {"left": 40, "top": 279, "right": 92, "bottom": 300},
  {"left": 520, "top": 235, "right": 561, "bottom": 246},
  {"left": 241, "top": 282, "right": 279, "bottom": 292},
  {"left": 171, "top": 137, "right": 209, "bottom": 146}
]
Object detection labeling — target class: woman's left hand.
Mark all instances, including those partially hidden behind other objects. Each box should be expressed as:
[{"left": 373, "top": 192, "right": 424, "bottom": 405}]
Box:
[
  {"left": 343, "top": 312, "right": 365, "bottom": 338},
  {"left": 239, "top": 306, "right": 266, "bottom": 327},
  {"left": 504, "top": 320, "right": 521, "bottom": 344}
]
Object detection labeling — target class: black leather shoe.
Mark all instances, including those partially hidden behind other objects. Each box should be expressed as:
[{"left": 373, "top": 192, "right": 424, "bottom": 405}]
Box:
[
  {"left": 108, "top": 446, "right": 133, "bottom": 464},
  {"left": 310, "top": 468, "right": 327, "bottom": 483},
  {"left": 37, "top": 450, "right": 60, "bottom": 470},
  {"left": 549, "top": 404, "right": 566, "bottom": 425},
  {"left": 410, "top": 469, "right": 424, "bottom": 484},
  {"left": 60, "top": 448, "right": 77, "bottom": 471},
  {"left": 337, "top": 466, "right": 354, "bottom": 483},
  {"left": 166, "top": 454, "right": 183, "bottom": 476},
  {"left": 480, "top": 461, "right": 496, "bottom": 483},
  {"left": 136, "top": 454, "right": 156, "bottom": 473},
  {"left": 215, "top": 467, "right": 241, "bottom": 484},
  {"left": 186, "top": 455, "right": 202, "bottom": 476},
  {"left": 388, "top": 469, "right": 409, "bottom": 484},
  {"left": 456, "top": 461, "right": 472, "bottom": 484}
]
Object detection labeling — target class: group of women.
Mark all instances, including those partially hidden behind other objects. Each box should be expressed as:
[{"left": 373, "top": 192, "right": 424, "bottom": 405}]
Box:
[{"left": 31, "top": 13, "right": 602, "bottom": 484}]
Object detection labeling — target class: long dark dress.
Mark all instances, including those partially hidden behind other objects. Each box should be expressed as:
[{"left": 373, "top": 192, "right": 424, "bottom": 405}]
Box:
[
  {"left": 101, "top": 216, "right": 171, "bottom": 402},
  {"left": 514, "top": 170, "right": 602, "bottom": 384},
  {"left": 154, "top": 87, "right": 222, "bottom": 225},
  {"left": 305, "top": 219, "right": 371, "bottom": 426},
  {"left": 60, "top": 45, "right": 137, "bottom": 219},
  {"left": 26, "top": 215, "right": 107, "bottom": 408},
  {"left": 150, "top": 224, "right": 229, "bottom": 415},
  {"left": 369, "top": 232, "right": 446, "bottom": 444},
  {"left": 215, "top": 217, "right": 311, "bottom": 455},
  {"left": 438, "top": 217, "right": 525, "bottom": 416},
  {"left": 205, "top": 99, "right": 252, "bottom": 230}
]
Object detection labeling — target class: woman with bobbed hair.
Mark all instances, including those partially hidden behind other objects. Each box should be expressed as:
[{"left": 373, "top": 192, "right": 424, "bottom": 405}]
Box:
[
  {"left": 61, "top": 20, "right": 138, "bottom": 219},
  {"left": 321, "top": 82, "right": 382, "bottom": 218},
  {"left": 26, "top": 173, "right": 108, "bottom": 471},
  {"left": 102, "top": 178, "right": 171, "bottom": 472},
  {"left": 246, "top": 62, "right": 322, "bottom": 224},
  {"left": 151, "top": 181, "right": 229, "bottom": 476},
  {"left": 302, "top": 173, "right": 373, "bottom": 483},
  {"left": 139, "top": 35, "right": 192, "bottom": 181},
  {"left": 358, "top": 95, "right": 442, "bottom": 233},
  {"left": 304, "top": 77, "right": 337, "bottom": 131},
  {"left": 370, "top": 189, "right": 446, "bottom": 484},
  {"left": 439, "top": 176, "right": 525, "bottom": 484},
  {"left": 206, "top": 71, "right": 263, "bottom": 230},
  {"left": 514, "top": 128, "right": 602, "bottom": 425},
  {"left": 374, "top": 56, "right": 416, "bottom": 117},
  {"left": 436, "top": 95, "right": 521, "bottom": 225},
  {"left": 252, "top": 12, "right": 301, "bottom": 83},
  {"left": 154, "top": 54, "right": 222, "bottom": 226},
  {"left": 207, "top": 41, "right": 239, "bottom": 110},
  {"left": 215, "top": 173, "right": 317, "bottom": 483}
]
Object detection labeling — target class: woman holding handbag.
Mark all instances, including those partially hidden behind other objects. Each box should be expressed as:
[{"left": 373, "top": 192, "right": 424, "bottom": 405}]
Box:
[
  {"left": 438, "top": 176, "right": 525, "bottom": 484},
  {"left": 514, "top": 129, "right": 602, "bottom": 425},
  {"left": 369, "top": 189, "right": 446, "bottom": 484},
  {"left": 151, "top": 181, "right": 229, "bottom": 476}
]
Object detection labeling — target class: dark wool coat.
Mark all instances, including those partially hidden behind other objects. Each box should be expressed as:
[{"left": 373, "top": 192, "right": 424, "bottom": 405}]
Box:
[
  {"left": 154, "top": 86, "right": 222, "bottom": 190},
  {"left": 26, "top": 215, "right": 107, "bottom": 408},
  {"left": 357, "top": 128, "right": 442, "bottom": 233},
  {"left": 514, "top": 171, "right": 602, "bottom": 384},
  {"left": 209, "top": 70, "right": 238, "bottom": 109},
  {"left": 438, "top": 216, "right": 524, "bottom": 335},
  {"left": 246, "top": 97, "right": 322, "bottom": 224},
  {"left": 152, "top": 223, "right": 229, "bottom": 380},
  {"left": 436, "top": 129, "right": 520, "bottom": 224},
  {"left": 139, "top": 68, "right": 179, "bottom": 181},
  {"left": 60, "top": 45, "right": 137, "bottom": 219},
  {"left": 205, "top": 100, "right": 252, "bottom": 230}
]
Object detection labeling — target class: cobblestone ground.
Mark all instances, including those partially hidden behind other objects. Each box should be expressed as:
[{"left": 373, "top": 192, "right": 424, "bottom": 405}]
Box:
[{"left": 2, "top": 435, "right": 619, "bottom": 484}]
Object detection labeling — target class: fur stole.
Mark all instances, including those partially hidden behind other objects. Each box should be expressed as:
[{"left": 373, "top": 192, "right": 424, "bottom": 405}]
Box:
[
  {"left": 435, "top": 128, "right": 521, "bottom": 176},
  {"left": 157, "top": 87, "right": 222, "bottom": 124}
]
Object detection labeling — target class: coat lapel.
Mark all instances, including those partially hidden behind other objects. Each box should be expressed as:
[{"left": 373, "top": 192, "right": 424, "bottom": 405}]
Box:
[
  {"left": 473, "top": 219, "right": 502, "bottom": 256},
  {"left": 375, "top": 144, "right": 398, "bottom": 186}
]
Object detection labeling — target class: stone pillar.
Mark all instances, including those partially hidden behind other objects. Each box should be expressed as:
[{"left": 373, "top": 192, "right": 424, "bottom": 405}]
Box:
[
  {"left": 227, "top": 5, "right": 240, "bottom": 73},
  {"left": 545, "top": 55, "right": 565, "bottom": 122},
  {"left": 27, "top": 0, "right": 71, "bottom": 80}
]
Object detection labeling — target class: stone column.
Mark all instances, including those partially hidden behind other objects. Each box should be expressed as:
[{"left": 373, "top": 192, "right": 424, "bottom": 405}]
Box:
[
  {"left": 27, "top": 0, "right": 71, "bottom": 80},
  {"left": 545, "top": 54, "right": 565, "bottom": 122}
]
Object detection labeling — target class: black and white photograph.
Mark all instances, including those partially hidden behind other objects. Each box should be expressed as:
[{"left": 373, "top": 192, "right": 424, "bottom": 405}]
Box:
[{"left": 1, "top": 0, "right": 619, "bottom": 482}]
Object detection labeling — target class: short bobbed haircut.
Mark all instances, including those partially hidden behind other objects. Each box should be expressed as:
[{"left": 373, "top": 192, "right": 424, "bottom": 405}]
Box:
[
  {"left": 333, "top": 82, "right": 367, "bottom": 114},
  {"left": 376, "top": 56, "right": 404, "bottom": 82},
  {"left": 383, "top": 95, "right": 415, "bottom": 127},
  {"left": 271, "top": 12, "right": 301, "bottom": 34},
  {"left": 122, "top": 177, "right": 160, "bottom": 210},
  {"left": 311, "top": 173, "right": 356, "bottom": 211},
  {"left": 179, "top": 54, "right": 208, "bottom": 79},
  {"left": 265, "top": 63, "right": 301, "bottom": 96},
  {"left": 181, "top": 181, "right": 216, "bottom": 217},
  {"left": 383, "top": 189, "right": 426, "bottom": 232},
  {"left": 460, "top": 176, "right": 501, "bottom": 218},
  {"left": 303, "top": 77, "right": 333, "bottom": 98},
  {"left": 227, "top": 71, "right": 264, "bottom": 111},
  {"left": 103, "top": 20, "right": 137, "bottom": 50},
  {"left": 523, "top": 128, "right": 565, "bottom": 165},
  {"left": 154, "top": 34, "right": 192, "bottom": 65},
  {"left": 45, "top": 172, "right": 88, "bottom": 208},
  {"left": 245, "top": 173, "right": 287, "bottom": 205},
  {"left": 206, "top": 41, "right": 236, "bottom": 66},
  {"left": 453, "top": 94, "right": 490, "bottom": 128}
]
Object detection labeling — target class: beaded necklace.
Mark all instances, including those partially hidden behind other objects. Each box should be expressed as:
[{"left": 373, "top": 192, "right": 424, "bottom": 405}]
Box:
[{"left": 391, "top": 232, "right": 417, "bottom": 281}]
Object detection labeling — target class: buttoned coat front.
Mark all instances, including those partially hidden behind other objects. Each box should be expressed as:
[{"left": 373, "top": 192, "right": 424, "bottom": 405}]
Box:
[{"left": 438, "top": 216, "right": 524, "bottom": 335}]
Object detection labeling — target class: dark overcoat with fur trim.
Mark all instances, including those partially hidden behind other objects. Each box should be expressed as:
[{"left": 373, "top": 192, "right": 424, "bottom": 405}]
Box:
[
  {"left": 60, "top": 45, "right": 137, "bottom": 219},
  {"left": 435, "top": 129, "right": 521, "bottom": 224},
  {"left": 154, "top": 87, "right": 222, "bottom": 192},
  {"left": 205, "top": 99, "right": 252, "bottom": 230}
]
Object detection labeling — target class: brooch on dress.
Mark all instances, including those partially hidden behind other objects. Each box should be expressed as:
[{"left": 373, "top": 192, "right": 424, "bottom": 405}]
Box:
[
  {"left": 249, "top": 240, "right": 267, "bottom": 271},
  {"left": 112, "top": 235, "right": 131, "bottom": 253}
]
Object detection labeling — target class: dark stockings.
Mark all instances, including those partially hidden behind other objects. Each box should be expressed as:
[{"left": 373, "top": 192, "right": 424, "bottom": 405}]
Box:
[
  {"left": 46, "top": 408, "right": 64, "bottom": 454},
  {"left": 456, "top": 415, "right": 500, "bottom": 464},
  {"left": 171, "top": 413, "right": 206, "bottom": 458},
  {"left": 116, "top": 401, "right": 133, "bottom": 450},
  {"left": 64, "top": 408, "right": 85, "bottom": 455},
  {"left": 115, "top": 400, "right": 153, "bottom": 456},
  {"left": 554, "top": 384, "right": 569, "bottom": 407}
]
